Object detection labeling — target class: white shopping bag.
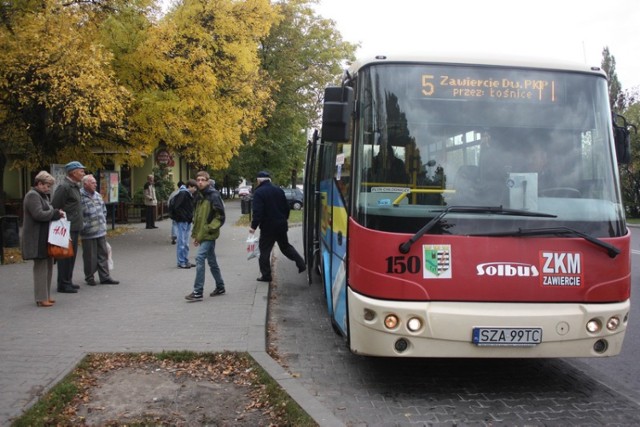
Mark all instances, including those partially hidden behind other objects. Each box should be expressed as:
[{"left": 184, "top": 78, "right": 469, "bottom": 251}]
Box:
[
  {"left": 106, "top": 242, "right": 114, "bottom": 270},
  {"left": 246, "top": 234, "right": 259, "bottom": 260},
  {"left": 48, "top": 219, "right": 71, "bottom": 248}
]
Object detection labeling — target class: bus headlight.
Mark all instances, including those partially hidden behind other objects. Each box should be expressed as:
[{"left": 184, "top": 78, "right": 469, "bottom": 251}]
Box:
[
  {"left": 407, "top": 317, "right": 423, "bottom": 332},
  {"left": 606, "top": 316, "right": 621, "bottom": 331},
  {"left": 384, "top": 314, "right": 399, "bottom": 329},
  {"left": 586, "top": 319, "right": 602, "bottom": 333}
]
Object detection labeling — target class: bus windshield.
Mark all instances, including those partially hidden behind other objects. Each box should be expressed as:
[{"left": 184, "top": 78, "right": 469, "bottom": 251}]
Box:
[{"left": 353, "top": 63, "right": 625, "bottom": 237}]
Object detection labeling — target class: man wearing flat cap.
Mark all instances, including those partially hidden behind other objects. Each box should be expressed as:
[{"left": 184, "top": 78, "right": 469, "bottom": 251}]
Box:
[
  {"left": 52, "top": 161, "right": 86, "bottom": 293},
  {"left": 249, "top": 171, "right": 305, "bottom": 282}
]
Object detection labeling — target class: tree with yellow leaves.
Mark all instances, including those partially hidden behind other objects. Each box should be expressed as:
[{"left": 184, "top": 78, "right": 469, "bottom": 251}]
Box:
[
  {"left": 125, "top": 0, "right": 279, "bottom": 170},
  {"left": 0, "top": 0, "right": 135, "bottom": 171}
]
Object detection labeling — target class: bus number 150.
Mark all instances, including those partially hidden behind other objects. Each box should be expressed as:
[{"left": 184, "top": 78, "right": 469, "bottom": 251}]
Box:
[{"left": 386, "top": 256, "right": 421, "bottom": 274}]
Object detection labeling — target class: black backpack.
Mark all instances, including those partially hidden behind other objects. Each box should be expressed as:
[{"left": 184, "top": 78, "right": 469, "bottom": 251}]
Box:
[{"left": 168, "top": 193, "right": 179, "bottom": 220}]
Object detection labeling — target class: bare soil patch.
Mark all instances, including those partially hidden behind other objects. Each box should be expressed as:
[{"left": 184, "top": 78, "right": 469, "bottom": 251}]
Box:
[{"left": 65, "top": 353, "right": 287, "bottom": 426}]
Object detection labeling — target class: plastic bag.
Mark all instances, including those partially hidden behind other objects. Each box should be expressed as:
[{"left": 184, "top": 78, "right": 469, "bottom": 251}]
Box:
[
  {"left": 106, "top": 242, "right": 114, "bottom": 270},
  {"left": 246, "top": 234, "right": 259, "bottom": 260},
  {"left": 48, "top": 219, "right": 71, "bottom": 248}
]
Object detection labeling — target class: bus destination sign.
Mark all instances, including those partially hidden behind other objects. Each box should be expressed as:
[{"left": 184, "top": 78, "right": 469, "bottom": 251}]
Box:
[{"left": 419, "top": 70, "right": 559, "bottom": 103}]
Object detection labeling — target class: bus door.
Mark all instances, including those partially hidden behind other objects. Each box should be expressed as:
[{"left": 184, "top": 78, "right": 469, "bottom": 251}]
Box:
[
  {"left": 303, "top": 131, "right": 320, "bottom": 285},
  {"left": 315, "top": 86, "right": 354, "bottom": 337},
  {"left": 317, "top": 141, "right": 350, "bottom": 335}
]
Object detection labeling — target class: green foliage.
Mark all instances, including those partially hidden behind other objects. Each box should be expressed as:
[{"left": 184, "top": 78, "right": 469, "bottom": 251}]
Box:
[
  {"left": 602, "top": 46, "right": 624, "bottom": 112},
  {"left": 231, "top": 0, "right": 357, "bottom": 183},
  {"left": 618, "top": 102, "right": 640, "bottom": 216},
  {"left": 118, "top": 182, "right": 132, "bottom": 202},
  {"left": 602, "top": 48, "right": 640, "bottom": 217},
  {"left": 152, "top": 162, "right": 173, "bottom": 201},
  {"left": 11, "top": 370, "right": 80, "bottom": 427},
  {"left": 132, "top": 188, "right": 144, "bottom": 204}
]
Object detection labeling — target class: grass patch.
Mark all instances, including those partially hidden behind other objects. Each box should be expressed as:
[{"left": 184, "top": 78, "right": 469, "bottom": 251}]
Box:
[
  {"left": 11, "top": 351, "right": 317, "bottom": 427},
  {"left": 11, "top": 361, "right": 84, "bottom": 427},
  {"left": 251, "top": 357, "right": 318, "bottom": 427}
]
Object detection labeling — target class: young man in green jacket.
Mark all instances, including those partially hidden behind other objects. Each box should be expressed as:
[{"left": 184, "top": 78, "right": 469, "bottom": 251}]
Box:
[{"left": 185, "top": 171, "right": 226, "bottom": 301}]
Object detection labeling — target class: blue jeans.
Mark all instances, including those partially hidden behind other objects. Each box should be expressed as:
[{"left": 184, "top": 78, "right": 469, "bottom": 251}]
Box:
[
  {"left": 176, "top": 222, "right": 191, "bottom": 266},
  {"left": 171, "top": 220, "right": 178, "bottom": 240},
  {"left": 193, "top": 239, "right": 224, "bottom": 295}
]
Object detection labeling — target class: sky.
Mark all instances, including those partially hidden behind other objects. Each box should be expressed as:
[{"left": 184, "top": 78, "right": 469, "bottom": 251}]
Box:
[
  {"left": 159, "top": 0, "right": 640, "bottom": 89},
  {"left": 312, "top": 0, "right": 640, "bottom": 89}
]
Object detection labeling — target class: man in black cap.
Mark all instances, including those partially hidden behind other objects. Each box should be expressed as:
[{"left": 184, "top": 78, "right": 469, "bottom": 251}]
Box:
[
  {"left": 249, "top": 171, "right": 305, "bottom": 282},
  {"left": 52, "top": 160, "right": 86, "bottom": 293}
]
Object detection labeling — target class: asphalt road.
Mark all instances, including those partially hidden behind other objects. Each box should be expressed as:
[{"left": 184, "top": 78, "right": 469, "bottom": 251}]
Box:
[{"left": 568, "top": 226, "right": 640, "bottom": 405}]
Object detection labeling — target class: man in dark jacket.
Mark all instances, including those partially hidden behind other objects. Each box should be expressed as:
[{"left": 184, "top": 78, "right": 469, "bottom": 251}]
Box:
[
  {"left": 185, "top": 172, "right": 226, "bottom": 301},
  {"left": 172, "top": 179, "right": 197, "bottom": 269},
  {"left": 249, "top": 171, "right": 305, "bottom": 282},
  {"left": 51, "top": 161, "right": 86, "bottom": 293}
]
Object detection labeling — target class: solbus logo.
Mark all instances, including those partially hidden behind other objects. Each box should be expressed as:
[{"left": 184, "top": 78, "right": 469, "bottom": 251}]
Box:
[{"left": 476, "top": 262, "right": 539, "bottom": 277}]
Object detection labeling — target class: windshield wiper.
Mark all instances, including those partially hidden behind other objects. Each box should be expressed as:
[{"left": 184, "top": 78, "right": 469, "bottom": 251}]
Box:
[
  {"left": 470, "top": 226, "right": 621, "bottom": 258},
  {"left": 398, "top": 206, "right": 557, "bottom": 254}
]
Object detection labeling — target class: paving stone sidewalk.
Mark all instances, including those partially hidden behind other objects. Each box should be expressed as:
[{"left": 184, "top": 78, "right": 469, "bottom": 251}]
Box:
[{"left": 0, "top": 199, "right": 342, "bottom": 426}]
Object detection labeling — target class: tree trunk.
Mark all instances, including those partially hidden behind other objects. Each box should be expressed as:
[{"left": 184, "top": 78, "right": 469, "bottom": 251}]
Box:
[{"left": 0, "top": 150, "right": 6, "bottom": 216}]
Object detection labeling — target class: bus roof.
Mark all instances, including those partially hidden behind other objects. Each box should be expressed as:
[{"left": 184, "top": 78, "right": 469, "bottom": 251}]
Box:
[{"left": 347, "top": 54, "right": 607, "bottom": 79}]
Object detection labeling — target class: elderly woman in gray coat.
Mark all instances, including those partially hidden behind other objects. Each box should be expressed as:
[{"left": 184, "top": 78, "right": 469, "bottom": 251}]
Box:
[{"left": 22, "top": 171, "right": 65, "bottom": 307}]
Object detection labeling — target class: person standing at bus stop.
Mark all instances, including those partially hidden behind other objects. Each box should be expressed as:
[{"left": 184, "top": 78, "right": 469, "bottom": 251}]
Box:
[
  {"left": 249, "top": 171, "right": 305, "bottom": 282},
  {"left": 22, "top": 171, "right": 66, "bottom": 306},
  {"left": 143, "top": 174, "right": 158, "bottom": 229},
  {"left": 172, "top": 179, "right": 197, "bottom": 269},
  {"left": 80, "top": 174, "right": 119, "bottom": 286},
  {"left": 52, "top": 160, "right": 86, "bottom": 294}
]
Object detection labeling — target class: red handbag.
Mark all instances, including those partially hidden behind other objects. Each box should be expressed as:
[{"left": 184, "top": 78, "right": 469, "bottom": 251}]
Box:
[{"left": 48, "top": 239, "right": 74, "bottom": 259}]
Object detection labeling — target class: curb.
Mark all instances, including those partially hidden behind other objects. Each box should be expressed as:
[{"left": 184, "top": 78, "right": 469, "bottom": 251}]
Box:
[{"left": 248, "top": 258, "right": 346, "bottom": 427}]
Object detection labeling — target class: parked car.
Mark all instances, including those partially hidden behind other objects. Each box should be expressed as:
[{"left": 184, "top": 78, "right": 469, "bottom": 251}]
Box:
[{"left": 282, "top": 188, "right": 304, "bottom": 210}]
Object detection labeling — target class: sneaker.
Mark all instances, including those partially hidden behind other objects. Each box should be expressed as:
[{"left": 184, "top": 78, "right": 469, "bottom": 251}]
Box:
[
  {"left": 210, "top": 288, "right": 225, "bottom": 297},
  {"left": 171, "top": 238, "right": 176, "bottom": 245},
  {"left": 185, "top": 292, "right": 203, "bottom": 302},
  {"left": 178, "top": 264, "right": 191, "bottom": 269}
]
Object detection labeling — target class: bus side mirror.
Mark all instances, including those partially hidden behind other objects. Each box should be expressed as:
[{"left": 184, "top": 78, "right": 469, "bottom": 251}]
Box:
[
  {"left": 614, "top": 124, "right": 631, "bottom": 164},
  {"left": 322, "top": 86, "right": 354, "bottom": 143},
  {"left": 613, "top": 114, "right": 634, "bottom": 164}
]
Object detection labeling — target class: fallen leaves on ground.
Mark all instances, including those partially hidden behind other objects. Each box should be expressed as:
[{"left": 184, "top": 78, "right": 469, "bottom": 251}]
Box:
[{"left": 62, "top": 352, "right": 288, "bottom": 426}]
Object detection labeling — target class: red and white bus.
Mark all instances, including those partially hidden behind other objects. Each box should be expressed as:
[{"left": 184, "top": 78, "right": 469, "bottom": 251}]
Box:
[{"left": 303, "top": 55, "right": 631, "bottom": 357}]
